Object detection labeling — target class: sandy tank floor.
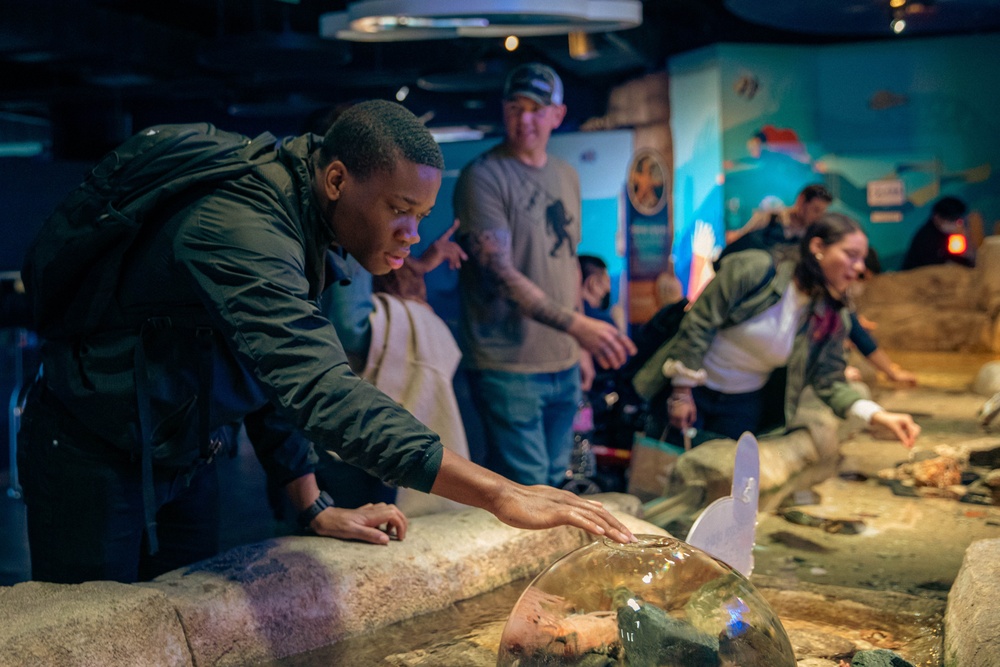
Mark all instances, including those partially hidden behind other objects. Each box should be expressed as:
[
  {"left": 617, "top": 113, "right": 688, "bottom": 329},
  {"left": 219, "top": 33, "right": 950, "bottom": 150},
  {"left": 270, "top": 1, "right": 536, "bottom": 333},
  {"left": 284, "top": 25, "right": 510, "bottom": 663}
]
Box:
[{"left": 753, "top": 350, "right": 1000, "bottom": 599}]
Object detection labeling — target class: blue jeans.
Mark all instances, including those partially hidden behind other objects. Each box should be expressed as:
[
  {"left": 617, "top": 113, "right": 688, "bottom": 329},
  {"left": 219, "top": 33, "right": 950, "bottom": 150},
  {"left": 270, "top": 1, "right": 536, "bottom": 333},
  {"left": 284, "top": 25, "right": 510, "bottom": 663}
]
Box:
[{"left": 467, "top": 367, "right": 581, "bottom": 486}]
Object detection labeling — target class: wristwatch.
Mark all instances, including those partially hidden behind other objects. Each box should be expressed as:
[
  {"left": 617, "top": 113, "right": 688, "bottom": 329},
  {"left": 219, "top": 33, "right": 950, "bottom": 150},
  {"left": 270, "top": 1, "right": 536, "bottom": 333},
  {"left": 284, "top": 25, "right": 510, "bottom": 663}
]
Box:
[{"left": 298, "top": 490, "right": 335, "bottom": 530}]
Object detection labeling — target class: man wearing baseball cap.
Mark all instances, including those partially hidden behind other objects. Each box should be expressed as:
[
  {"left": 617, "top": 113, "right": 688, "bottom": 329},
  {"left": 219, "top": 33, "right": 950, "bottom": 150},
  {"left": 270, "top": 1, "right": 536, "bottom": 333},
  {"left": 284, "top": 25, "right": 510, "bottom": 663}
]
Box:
[{"left": 453, "top": 63, "right": 636, "bottom": 488}]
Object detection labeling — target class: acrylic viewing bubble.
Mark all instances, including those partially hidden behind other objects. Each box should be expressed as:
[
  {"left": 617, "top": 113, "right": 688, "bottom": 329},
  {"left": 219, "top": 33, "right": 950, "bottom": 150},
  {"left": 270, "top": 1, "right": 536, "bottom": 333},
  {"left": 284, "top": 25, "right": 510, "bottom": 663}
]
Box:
[{"left": 497, "top": 535, "right": 795, "bottom": 666}]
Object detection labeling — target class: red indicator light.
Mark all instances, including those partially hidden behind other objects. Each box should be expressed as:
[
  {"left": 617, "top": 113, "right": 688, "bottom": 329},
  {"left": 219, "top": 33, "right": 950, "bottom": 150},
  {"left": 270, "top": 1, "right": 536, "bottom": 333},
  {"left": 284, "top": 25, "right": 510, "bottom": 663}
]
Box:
[{"left": 947, "top": 234, "right": 967, "bottom": 255}]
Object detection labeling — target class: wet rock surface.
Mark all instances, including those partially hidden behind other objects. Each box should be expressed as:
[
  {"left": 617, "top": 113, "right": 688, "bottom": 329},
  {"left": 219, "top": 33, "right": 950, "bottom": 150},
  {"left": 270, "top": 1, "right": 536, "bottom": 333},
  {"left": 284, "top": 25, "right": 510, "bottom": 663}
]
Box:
[{"left": 753, "top": 383, "right": 1000, "bottom": 606}]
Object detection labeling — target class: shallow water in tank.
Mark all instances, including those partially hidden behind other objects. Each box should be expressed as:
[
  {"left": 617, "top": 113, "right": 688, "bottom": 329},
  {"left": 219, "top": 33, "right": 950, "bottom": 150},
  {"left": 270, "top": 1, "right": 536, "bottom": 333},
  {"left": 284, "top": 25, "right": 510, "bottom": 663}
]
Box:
[{"left": 261, "top": 568, "right": 942, "bottom": 666}]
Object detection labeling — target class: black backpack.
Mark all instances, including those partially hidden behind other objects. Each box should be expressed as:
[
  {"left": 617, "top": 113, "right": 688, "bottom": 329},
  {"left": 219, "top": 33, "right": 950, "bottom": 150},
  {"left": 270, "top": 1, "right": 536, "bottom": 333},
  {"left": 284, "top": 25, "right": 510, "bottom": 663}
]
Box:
[
  {"left": 22, "top": 122, "right": 277, "bottom": 339},
  {"left": 21, "top": 123, "right": 278, "bottom": 554}
]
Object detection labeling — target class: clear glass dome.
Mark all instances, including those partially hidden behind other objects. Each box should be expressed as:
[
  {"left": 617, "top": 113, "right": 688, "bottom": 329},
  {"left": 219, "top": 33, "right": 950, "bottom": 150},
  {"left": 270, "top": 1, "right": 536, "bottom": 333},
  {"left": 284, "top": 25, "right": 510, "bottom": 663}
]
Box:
[{"left": 497, "top": 535, "right": 795, "bottom": 666}]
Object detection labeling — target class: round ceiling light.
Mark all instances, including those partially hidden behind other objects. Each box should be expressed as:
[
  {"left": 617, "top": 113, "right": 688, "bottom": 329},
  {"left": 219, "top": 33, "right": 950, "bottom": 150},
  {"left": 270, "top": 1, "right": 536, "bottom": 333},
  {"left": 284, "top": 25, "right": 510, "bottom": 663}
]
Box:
[{"left": 320, "top": 0, "right": 642, "bottom": 41}]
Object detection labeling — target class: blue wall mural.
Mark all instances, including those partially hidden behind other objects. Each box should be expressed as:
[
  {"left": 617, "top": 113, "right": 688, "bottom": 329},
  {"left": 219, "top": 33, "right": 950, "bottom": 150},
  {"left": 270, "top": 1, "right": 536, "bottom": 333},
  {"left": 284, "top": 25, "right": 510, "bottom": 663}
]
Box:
[
  {"left": 815, "top": 34, "right": 1000, "bottom": 267},
  {"left": 719, "top": 44, "right": 821, "bottom": 244},
  {"left": 669, "top": 34, "right": 1000, "bottom": 278},
  {"left": 668, "top": 53, "right": 724, "bottom": 298}
]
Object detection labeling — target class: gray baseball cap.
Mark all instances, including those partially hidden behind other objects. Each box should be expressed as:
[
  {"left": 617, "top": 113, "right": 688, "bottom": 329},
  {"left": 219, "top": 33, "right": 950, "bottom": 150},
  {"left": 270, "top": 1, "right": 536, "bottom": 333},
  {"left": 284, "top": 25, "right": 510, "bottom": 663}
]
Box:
[{"left": 503, "top": 63, "right": 564, "bottom": 106}]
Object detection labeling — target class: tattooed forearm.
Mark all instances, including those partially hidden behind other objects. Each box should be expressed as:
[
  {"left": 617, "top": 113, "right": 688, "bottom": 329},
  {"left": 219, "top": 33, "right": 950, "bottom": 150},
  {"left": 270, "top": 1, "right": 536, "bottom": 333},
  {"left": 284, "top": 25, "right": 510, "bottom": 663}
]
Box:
[
  {"left": 465, "top": 228, "right": 575, "bottom": 330},
  {"left": 526, "top": 290, "right": 576, "bottom": 331}
]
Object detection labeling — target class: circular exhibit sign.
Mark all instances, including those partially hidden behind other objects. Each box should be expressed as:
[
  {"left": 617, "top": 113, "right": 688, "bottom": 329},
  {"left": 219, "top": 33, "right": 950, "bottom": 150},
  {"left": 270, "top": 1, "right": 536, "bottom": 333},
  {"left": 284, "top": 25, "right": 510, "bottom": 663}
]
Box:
[{"left": 626, "top": 147, "right": 667, "bottom": 216}]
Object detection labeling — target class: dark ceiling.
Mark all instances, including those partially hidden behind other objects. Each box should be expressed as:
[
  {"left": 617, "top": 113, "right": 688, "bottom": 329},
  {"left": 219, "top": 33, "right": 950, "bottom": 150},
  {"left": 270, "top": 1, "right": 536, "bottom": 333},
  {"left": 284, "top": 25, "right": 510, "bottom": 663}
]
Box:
[{"left": 2, "top": 0, "right": 999, "bottom": 159}]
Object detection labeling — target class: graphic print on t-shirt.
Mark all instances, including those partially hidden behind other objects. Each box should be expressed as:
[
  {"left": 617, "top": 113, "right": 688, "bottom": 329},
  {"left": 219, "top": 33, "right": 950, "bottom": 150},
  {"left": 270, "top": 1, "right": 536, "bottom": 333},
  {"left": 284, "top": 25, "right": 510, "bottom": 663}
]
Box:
[{"left": 545, "top": 199, "right": 574, "bottom": 257}]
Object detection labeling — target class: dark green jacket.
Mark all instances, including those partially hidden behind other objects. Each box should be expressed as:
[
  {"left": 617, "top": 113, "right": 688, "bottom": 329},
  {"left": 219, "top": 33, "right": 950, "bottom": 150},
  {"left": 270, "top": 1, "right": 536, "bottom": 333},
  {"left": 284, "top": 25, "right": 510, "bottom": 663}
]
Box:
[
  {"left": 36, "top": 133, "right": 443, "bottom": 490},
  {"left": 632, "top": 250, "right": 863, "bottom": 426}
]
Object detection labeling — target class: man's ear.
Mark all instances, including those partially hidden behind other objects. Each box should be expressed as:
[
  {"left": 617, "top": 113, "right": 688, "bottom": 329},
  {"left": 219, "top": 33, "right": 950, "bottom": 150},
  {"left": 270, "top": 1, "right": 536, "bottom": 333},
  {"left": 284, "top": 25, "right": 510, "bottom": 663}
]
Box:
[
  {"left": 550, "top": 103, "right": 568, "bottom": 129},
  {"left": 323, "top": 160, "right": 348, "bottom": 201}
]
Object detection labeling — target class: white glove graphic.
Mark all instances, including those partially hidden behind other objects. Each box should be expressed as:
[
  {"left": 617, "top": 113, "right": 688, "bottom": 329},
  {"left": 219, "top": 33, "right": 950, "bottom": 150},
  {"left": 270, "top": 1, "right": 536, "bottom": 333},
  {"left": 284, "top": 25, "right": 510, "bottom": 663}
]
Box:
[
  {"left": 688, "top": 219, "right": 719, "bottom": 300},
  {"left": 692, "top": 219, "right": 717, "bottom": 259}
]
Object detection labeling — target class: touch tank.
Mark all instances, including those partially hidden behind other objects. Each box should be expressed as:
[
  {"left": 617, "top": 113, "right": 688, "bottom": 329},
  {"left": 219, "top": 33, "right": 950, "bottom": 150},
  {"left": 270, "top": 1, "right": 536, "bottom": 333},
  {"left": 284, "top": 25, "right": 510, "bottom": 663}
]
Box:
[{"left": 497, "top": 535, "right": 795, "bottom": 666}]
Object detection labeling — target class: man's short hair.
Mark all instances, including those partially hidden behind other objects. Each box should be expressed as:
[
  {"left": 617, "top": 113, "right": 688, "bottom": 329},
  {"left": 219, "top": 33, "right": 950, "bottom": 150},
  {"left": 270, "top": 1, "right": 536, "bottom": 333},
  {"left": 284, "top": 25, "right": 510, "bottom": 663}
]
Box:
[
  {"left": 504, "top": 63, "right": 564, "bottom": 106},
  {"left": 578, "top": 254, "right": 608, "bottom": 281},
  {"left": 319, "top": 99, "right": 444, "bottom": 181},
  {"left": 932, "top": 196, "right": 967, "bottom": 221},
  {"left": 799, "top": 183, "right": 833, "bottom": 204}
]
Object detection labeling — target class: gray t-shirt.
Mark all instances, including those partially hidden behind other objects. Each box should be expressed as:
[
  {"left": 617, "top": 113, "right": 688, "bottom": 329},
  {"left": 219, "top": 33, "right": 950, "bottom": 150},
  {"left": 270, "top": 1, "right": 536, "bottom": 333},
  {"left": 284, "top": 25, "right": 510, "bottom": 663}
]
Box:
[{"left": 454, "top": 144, "right": 582, "bottom": 373}]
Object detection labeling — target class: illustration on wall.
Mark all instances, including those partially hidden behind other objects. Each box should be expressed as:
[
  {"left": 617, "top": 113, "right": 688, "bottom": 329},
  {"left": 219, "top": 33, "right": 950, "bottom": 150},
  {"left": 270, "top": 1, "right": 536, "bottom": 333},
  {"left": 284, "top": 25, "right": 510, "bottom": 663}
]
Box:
[
  {"left": 673, "top": 37, "right": 1000, "bottom": 278},
  {"left": 746, "top": 125, "right": 812, "bottom": 165},
  {"left": 687, "top": 219, "right": 719, "bottom": 302},
  {"left": 733, "top": 70, "right": 760, "bottom": 100},
  {"left": 627, "top": 148, "right": 668, "bottom": 216},
  {"left": 722, "top": 120, "right": 825, "bottom": 244}
]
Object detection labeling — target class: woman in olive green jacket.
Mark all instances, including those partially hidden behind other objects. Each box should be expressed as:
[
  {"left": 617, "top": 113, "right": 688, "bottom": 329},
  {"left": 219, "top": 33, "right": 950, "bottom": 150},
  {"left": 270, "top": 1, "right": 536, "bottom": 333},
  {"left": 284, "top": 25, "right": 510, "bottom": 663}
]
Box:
[{"left": 633, "top": 213, "right": 919, "bottom": 448}]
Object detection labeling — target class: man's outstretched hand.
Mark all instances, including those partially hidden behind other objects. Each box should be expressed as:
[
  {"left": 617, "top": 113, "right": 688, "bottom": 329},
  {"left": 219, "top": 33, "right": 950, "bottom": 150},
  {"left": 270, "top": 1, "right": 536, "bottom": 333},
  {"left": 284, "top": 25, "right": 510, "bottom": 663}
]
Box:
[
  {"left": 489, "top": 483, "right": 638, "bottom": 545},
  {"left": 430, "top": 450, "right": 636, "bottom": 545}
]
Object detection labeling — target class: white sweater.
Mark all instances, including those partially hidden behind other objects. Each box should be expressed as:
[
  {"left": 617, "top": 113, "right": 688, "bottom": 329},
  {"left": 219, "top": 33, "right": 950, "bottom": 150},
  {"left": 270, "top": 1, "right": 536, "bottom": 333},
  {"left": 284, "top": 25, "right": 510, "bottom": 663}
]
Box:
[{"left": 672, "top": 282, "right": 884, "bottom": 424}]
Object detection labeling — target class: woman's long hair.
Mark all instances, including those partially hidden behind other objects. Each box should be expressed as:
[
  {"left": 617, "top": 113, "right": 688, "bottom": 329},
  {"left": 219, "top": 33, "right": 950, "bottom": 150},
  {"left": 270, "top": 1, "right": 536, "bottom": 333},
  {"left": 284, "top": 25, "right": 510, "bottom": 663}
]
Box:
[
  {"left": 794, "top": 212, "right": 864, "bottom": 303},
  {"left": 795, "top": 212, "right": 864, "bottom": 342}
]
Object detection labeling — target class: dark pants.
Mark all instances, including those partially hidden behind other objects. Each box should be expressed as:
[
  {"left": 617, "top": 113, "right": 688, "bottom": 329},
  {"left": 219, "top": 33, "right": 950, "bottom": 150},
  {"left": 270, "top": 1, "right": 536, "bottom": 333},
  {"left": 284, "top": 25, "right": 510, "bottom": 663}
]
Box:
[
  {"left": 18, "top": 397, "right": 220, "bottom": 584},
  {"left": 690, "top": 385, "right": 765, "bottom": 441}
]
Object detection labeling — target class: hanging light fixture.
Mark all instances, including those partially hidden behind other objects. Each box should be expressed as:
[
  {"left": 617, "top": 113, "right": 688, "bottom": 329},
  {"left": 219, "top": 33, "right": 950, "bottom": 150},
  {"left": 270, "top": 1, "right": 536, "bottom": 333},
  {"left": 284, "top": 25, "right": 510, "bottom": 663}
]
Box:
[
  {"left": 320, "top": 0, "right": 642, "bottom": 41},
  {"left": 567, "top": 31, "right": 598, "bottom": 60}
]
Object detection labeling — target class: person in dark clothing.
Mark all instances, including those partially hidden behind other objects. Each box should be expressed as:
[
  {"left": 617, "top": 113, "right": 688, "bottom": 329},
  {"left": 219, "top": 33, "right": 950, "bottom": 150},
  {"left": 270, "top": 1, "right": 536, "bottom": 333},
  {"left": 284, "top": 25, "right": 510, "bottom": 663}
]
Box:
[
  {"left": 720, "top": 184, "right": 833, "bottom": 263},
  {"left": 17, "top": 100, "right": 634, "bottom": 585},
  {"left": 277, "top": 100, "right": 469, "bottom": 516},
  {"left": 579, "top": 254, "right": 615, "bottom": 327},
  {"left": 901, "top": 196, "right": 975, "bottom": 270},
  {"left": 291, "top": 220, "right": 467, "bottom": 515}
]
